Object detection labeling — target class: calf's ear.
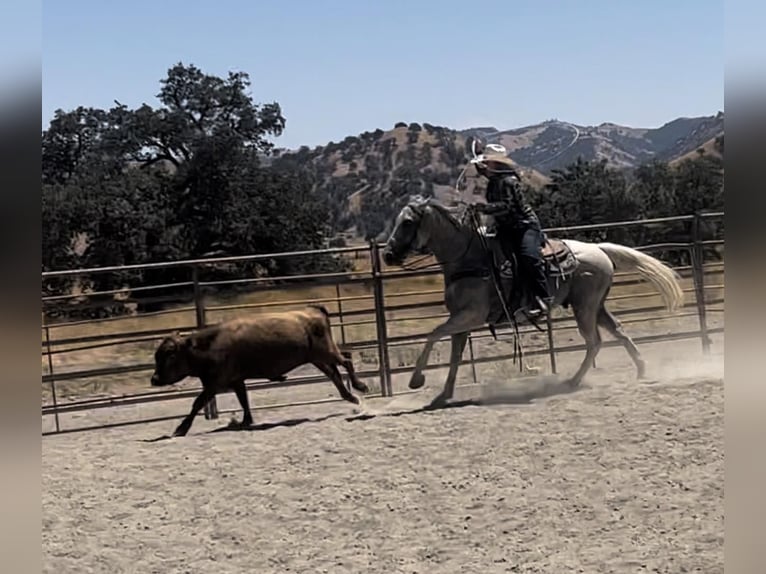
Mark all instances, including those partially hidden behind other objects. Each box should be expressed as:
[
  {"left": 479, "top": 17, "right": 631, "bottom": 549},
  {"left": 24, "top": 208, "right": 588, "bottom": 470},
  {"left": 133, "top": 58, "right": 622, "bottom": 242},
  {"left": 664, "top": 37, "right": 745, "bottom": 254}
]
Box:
[{"left": 157, "top": 336, "right": 177, "bottom": 352}]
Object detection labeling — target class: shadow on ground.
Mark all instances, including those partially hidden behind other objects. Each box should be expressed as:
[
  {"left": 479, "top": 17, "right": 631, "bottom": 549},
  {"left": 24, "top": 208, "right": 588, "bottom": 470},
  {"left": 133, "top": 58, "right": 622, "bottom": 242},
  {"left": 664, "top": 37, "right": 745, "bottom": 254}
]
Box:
[
  {"left": 209, "top": 412, "right": 349, "bottom": 434},
  {"left": 140, "top": 412, "right": 350, "bottom": 441},
  {"left": 141, "top": 375, "right": 584, "bottom": 440},
  {"left": 348, "top": 374, "right": 586, "bottom": 421}
]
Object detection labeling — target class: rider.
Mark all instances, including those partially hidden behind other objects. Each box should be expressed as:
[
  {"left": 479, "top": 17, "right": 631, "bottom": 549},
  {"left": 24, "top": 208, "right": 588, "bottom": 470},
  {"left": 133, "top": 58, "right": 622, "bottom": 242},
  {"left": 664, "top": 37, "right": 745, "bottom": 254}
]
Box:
[{"left": 469, "top": 141, "right": 551, "bottom": 317}]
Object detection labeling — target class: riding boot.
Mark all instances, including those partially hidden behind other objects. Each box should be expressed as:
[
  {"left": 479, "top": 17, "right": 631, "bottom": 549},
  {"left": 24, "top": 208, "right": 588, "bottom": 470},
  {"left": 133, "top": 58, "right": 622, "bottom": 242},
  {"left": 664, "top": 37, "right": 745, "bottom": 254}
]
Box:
[
  {"left": 525, "top": 267, "right": 551, "bottom": 317},
  {"left": 518, "top": 227, "right": 551, "bottom": 317}
]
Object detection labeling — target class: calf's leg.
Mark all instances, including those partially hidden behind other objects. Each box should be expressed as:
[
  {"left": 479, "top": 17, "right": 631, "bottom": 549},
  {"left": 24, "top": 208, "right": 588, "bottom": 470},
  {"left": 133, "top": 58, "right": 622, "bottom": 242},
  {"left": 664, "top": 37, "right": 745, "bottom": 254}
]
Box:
[
  {"left": 339, "top": 350, "right": 368, "bottom": 393},
  {"left": 232, "top": 379, "right": 254, "bottom": 427},
  {"left": 174, "top": 386, "right": 215, "bottom": 437},
  {"left": 313, "top": 361, "right": 361, "bottom": 405}
]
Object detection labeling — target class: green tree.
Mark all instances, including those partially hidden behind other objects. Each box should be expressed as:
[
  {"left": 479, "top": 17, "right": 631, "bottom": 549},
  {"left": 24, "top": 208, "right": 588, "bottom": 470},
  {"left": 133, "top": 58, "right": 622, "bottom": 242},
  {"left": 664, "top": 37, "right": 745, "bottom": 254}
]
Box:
[
  {"left": 544, "top": 158, "right": 639, "bottom": 242},
  {"left": 41, "top": 62, "right": 342, "bottom": 317},
  {"left": 673, "top": 155, "right": 724, "bottom": 214},
  {"left": 631, "top": 160, "right": 677, "bottom": 218}
]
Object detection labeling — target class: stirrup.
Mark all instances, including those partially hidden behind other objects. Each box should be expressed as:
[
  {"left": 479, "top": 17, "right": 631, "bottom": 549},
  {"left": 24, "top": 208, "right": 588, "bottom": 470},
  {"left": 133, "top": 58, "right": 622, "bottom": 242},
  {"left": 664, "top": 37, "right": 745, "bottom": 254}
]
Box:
[
  {"left": 537, "top": 297, "right": 549, "bottom": 314},
  {"left": 528, "top": 297, "right": 549, "bottom": 317}
]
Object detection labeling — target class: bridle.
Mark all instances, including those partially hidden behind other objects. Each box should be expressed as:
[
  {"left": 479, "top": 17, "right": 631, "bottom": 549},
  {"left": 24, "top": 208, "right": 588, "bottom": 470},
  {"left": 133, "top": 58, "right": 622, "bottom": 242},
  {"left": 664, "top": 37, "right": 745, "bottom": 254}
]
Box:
[{"left": 392, "top": 199, "right": 482, "bottom": 272}]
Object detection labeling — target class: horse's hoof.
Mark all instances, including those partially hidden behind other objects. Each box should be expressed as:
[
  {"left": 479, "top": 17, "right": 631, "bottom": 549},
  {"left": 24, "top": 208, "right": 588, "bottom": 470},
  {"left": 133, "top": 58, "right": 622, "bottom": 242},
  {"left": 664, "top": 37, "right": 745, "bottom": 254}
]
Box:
[
  {"left": 355, "top": 381, "right": 370, "bottom": 394},
  {"left": 409, "top": 372, "right": 426, "bottom": 389}
]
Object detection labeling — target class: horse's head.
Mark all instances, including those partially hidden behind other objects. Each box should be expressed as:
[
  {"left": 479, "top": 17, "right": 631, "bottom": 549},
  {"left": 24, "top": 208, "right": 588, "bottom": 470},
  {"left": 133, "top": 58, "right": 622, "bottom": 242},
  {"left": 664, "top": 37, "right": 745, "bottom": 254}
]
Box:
[{"left": 383, "top": 196, "right": 432, "bottom": 266}]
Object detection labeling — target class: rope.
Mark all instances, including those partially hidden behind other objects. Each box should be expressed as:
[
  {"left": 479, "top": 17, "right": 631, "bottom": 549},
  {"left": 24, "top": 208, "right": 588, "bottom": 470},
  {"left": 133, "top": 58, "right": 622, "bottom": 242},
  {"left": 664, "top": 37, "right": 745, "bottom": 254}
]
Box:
[{"left": 464, "top": 207, "right": 525, "bottom": 370}]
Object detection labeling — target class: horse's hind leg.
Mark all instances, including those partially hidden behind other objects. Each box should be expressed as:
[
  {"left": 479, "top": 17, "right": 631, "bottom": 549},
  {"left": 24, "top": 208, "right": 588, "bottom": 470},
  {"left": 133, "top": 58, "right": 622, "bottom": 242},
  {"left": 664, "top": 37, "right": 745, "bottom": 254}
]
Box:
[
  {"left": 568, "top": 305, "right": 602, "bottom": 387},
  {"left": 597, "top": 306, "right": 646, "bottom": 379}
]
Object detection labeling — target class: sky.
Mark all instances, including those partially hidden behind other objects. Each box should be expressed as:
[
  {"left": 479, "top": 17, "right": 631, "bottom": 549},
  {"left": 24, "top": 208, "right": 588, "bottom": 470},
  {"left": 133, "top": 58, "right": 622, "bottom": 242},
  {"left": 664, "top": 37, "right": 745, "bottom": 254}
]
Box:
[{"left": 41, "top": 0, "right": 726, "bottom": 149}]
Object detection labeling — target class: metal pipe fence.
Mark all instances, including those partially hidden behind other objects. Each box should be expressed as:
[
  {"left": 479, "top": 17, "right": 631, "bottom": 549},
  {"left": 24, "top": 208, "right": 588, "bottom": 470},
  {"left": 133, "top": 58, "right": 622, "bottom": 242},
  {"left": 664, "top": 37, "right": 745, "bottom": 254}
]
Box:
[{"left": 41, "top": 212, "right": 724, "bottom": 435}]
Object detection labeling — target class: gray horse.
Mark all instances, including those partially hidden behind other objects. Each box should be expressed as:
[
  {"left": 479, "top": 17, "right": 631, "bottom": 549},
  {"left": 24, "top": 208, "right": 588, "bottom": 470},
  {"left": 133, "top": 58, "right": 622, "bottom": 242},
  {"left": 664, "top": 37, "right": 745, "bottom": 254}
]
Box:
[{"left": 382, "top": 195, "right": 684, "bottom": 406}]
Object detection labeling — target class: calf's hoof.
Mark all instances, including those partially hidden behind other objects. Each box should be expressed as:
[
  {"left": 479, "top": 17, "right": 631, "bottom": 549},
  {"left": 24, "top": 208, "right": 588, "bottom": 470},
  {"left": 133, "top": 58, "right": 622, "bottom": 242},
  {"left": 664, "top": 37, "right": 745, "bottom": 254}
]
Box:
[
  {"left": 353, "top": 381, "right": 370, "bottom": 394},
  {"left": 342, "top": 392, "right": 362, "bottom": 405},
  {"left": 409, "top": 372, "right": 426, "bottom": 389}
]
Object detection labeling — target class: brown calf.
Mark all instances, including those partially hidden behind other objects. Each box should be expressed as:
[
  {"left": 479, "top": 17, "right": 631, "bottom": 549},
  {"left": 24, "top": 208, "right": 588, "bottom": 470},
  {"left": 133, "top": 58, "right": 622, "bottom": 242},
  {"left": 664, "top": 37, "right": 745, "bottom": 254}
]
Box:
[{"left": 150, "top": 304, "right": 368, "bottom": 436}]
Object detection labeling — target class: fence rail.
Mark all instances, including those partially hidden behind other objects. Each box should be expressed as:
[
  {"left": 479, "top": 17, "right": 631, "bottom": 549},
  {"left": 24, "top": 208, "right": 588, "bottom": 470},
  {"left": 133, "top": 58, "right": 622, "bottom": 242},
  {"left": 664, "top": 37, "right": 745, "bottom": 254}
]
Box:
[{"left": 41, "top": 212, "right": 724, "bottom": 435}]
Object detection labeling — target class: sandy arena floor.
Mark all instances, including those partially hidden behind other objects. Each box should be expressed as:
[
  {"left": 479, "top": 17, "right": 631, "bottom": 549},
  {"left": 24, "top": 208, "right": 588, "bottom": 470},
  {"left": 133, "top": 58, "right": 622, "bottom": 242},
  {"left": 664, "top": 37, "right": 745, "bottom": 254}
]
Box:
[{"left": 42, "top": 339, "right": 724, "bottom": 573}]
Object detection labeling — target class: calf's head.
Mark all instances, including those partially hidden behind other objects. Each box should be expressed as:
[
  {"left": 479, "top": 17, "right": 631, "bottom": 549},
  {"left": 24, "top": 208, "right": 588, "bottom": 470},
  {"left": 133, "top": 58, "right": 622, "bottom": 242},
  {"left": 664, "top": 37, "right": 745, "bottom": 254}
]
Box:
[{"left": 150, "top": 333, "right": 192, "bottom": 387}]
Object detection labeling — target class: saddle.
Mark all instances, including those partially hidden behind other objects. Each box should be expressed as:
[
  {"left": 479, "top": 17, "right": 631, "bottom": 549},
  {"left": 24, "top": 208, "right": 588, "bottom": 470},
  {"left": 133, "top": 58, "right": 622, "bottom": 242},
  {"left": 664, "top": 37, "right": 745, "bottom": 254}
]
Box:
[
  {"left": 540, "top": 238, "right": 577, "bottom": 273},
  {"left": 483, "top": 234, "right": 579, "bottom": 280},
  {"left": 481, "top": 232, "right": 579, "bottom": 325}
]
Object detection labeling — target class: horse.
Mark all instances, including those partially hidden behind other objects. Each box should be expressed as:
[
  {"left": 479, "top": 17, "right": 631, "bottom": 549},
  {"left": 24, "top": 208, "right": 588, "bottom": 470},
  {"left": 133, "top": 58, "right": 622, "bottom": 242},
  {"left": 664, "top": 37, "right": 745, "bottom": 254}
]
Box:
[{"left": 382, "top": 195, "right": 684, "bottom": 407}]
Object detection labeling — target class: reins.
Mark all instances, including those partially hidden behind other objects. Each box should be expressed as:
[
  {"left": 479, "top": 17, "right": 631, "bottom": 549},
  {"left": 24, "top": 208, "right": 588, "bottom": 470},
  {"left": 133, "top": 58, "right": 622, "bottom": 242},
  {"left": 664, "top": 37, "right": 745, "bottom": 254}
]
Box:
[
  {"left": 462, "top": 206, "right": 525, "bottom": 370},
  {"left": 399, "top": 199, "right": 526, "bottom": 369},
  {"left": 397, "top": 202, "right": 477, "bottom": 271}
]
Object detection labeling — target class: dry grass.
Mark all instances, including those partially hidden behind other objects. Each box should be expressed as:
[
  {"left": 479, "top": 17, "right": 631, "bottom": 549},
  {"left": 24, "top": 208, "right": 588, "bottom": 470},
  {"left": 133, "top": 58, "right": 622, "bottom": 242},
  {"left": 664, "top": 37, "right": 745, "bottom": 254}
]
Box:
[{"left": 669, "top": 137, "right": 722, "bottom": 166}]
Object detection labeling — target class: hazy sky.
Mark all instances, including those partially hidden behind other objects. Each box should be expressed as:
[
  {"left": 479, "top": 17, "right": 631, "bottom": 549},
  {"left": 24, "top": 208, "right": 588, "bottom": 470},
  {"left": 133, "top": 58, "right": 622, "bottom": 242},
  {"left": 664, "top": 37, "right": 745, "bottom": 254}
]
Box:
[{"left": 42, "top": 0, "right": 724, "bottom": 149}]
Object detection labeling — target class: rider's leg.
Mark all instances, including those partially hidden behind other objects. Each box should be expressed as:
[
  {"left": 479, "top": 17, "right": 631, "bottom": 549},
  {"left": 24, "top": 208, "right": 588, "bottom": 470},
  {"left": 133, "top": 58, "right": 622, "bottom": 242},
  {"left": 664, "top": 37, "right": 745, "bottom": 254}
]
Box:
[
  {"left": 497, "top": 231, "right": 515, "bottom": 263},
  {"left": 519, "top": 226, "right": 551, "bottom": 314}
]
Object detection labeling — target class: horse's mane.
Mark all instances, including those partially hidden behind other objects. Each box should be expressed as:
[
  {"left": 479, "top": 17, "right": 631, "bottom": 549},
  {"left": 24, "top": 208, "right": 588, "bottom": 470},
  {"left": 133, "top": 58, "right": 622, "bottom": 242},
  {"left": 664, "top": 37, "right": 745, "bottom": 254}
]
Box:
[
  {"left": 405, "top": 194, "right": 493, "bottom": 239},
  {"left": 407, "top": 194, "right": 463, "bottom": 227}
]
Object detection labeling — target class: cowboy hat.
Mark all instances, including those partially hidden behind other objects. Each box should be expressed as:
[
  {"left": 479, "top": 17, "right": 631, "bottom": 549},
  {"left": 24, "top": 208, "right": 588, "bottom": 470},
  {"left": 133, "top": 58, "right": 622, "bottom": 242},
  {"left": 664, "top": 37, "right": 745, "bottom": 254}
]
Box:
[{"left": 470, "top": 142, "right": 519, "bottom": 171}]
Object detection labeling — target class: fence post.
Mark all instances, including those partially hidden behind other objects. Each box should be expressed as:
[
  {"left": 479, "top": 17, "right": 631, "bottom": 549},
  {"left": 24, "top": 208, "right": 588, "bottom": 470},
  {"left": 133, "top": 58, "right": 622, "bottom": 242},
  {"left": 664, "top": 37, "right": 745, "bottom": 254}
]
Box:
[
  {"left": 370, "top": 241, "right": 393, "bottom": 397},
  {"left": 44, "top": 324, "right": 61, "bottom": 433},
  {"left": 691, "top": 213, "right": 711, "bottom": 354},
  {"left": 193, "top": 266, "right": 218, "bottom": 419},
  {"left": 335, "top": 283, "right": 347, "bottom": 346}
]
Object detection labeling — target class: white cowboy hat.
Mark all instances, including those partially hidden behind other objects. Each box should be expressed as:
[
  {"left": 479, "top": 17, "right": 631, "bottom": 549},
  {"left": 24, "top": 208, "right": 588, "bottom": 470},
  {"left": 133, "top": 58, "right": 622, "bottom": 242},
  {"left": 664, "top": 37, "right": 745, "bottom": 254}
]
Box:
[{"left": 470, "top": 141, "right": 518, "bottom": 170}]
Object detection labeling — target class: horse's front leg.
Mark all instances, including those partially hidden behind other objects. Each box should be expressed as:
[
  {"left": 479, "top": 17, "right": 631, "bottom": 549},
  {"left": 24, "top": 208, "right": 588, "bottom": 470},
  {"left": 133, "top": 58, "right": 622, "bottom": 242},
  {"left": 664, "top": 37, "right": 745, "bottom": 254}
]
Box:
[
  {"left": 408, "top": 310, "right": 482, "bottom": 390},
  {"left": 427, "top": 332, "right": 470, "bottom": 408}
]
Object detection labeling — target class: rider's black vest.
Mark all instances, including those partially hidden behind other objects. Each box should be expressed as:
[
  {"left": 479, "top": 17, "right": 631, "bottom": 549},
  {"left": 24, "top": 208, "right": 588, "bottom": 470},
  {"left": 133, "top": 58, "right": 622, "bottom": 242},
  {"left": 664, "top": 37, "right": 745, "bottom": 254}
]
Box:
[{"left": 485, "top": 175, "right": 539, "bottom": 231}]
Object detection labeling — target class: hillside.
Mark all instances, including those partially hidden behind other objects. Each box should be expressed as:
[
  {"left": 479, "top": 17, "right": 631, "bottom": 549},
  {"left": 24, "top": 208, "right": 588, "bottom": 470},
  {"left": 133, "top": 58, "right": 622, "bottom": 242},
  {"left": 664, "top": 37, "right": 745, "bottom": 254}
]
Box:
[
  {"left": 270, "top": 122, "right": 550, "bottom": 241},
  {"left": 460, "top": 112, "right": 724, "bottom": 173},
  {"left": 270, "top": 113, "right": 723, "bottom": 241},
  {"left": 669, "top": 134, "right": 723, "bottom": 166}
]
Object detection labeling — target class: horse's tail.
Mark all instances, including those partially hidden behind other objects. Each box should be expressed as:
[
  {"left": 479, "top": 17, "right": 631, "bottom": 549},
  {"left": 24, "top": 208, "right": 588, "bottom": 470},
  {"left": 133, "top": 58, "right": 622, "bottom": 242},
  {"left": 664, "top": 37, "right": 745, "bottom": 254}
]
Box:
[{"left": 597, "top": 242, "right": 684, "bottom": 312}]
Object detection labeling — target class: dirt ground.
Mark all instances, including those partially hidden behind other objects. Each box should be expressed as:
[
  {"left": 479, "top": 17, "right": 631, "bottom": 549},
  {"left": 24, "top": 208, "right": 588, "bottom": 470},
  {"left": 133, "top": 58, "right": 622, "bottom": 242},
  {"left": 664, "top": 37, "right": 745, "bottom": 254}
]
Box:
[{"left": 42, "top": 335, "right": 723, "bottom": 574}]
